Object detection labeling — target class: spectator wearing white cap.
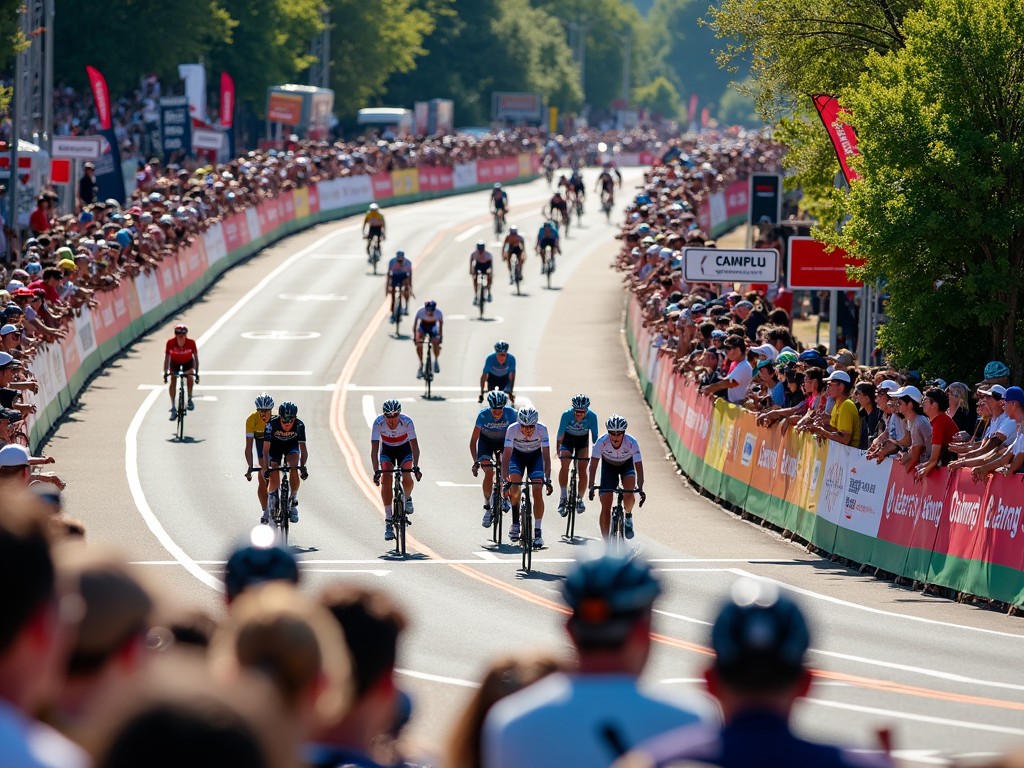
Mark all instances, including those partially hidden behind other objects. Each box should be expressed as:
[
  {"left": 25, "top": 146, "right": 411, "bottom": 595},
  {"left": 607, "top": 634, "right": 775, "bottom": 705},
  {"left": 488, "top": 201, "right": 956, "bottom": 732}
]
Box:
[
  {"left": 891, "top": 386, "right": 931, "bottom": 474},
  {"left": 809, "top": 371, "right": 859, "bottom": 446},
  {"left": 915, "top": 388, "right": 959, "bottom": 480},
  {"left": 0, "top": 443, "right": 31, "bottom": 485},
  {"left": 948, "top": 385, "right": 1015, "bottom": 465},
  {"left": 866, "top": 380, "right": 905, "bottom": 463},
  {"left": 966, "top": 386, "right": 1024, "bottom": 480}
]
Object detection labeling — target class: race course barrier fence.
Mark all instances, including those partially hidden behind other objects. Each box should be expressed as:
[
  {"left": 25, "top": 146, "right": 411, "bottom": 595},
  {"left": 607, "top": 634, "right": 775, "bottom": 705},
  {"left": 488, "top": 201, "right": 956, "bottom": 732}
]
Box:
[{"left": 625, "top": 297, "right": 1024, "bottom": 608}]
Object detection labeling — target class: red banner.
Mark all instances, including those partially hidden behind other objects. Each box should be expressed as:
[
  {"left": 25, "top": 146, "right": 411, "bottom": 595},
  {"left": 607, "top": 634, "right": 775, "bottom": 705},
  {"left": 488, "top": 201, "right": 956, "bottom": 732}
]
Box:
[
  {"left": 372, "top": 173, "right": 393, "bottom": 199},
  {"left": 418, "top": 166, "right": 453, "bottom": 193},
  {"left": 688, "top": 94, "right": 698, "bottom": 124},
  {"left": 85, "top": 65, "right": 112, "bottom": 131},
  {"left": 223, "top": 213, "right": 249, "bottom": 252},
  {"left": 812, "top": 94, "right": 861, "bottom": 184},
  {"left": 307, "top": 185, "right": 320, "bottom": 213},
  {"left": 220, "top": 72, "right": 235, "bottom": 130}
]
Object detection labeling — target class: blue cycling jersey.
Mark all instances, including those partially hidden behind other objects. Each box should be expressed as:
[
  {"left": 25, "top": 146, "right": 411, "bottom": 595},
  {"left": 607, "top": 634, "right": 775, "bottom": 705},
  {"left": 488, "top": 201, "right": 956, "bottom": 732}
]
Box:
[
  {"left": 536, "top": 224, "right": 559, "bottom": 243},
  {"left": 475, "top": 406, "right": 518, "bottom": 441},
  {"left": 482, "top": 352, "right": 516, "bottom": 378},
  {"left": 556, "top": 408, "right": 599, "bottom": 440}
]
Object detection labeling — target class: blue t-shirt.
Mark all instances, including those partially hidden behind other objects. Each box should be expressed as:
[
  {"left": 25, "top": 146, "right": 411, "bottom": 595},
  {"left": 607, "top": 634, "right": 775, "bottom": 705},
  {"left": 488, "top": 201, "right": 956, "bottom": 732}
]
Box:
[
  {"left": 483, "top": 353, "right": 516, "bottom": 377},
  {"left": 475, "top": 406, "right": 518, "bottom": 440},
  {"left": 556, "top": 408, "right": 599, "bottom": 440},
  {"left": 770, "top": 381, "right": 787, "bottom": 407}
]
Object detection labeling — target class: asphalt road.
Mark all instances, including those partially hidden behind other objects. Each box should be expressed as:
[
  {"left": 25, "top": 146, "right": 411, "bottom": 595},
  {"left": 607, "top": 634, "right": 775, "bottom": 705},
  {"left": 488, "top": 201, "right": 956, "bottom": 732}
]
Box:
[{"left": 45, "top": 172, "right": 1024, "bottom": 767}]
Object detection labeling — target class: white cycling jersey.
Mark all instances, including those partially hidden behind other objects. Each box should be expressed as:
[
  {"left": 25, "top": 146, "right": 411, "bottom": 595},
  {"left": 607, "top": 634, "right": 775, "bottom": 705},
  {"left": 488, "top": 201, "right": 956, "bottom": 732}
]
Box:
[
  {"left": 413, "top": 307, "right": 443, "bottom": 325},
  {"left": 593, "top": 433, "right": 642, "bottom": 464},
  {"left": 471, "top": 249, "right": 494, "bottom": 266},
  {"left": 504, "top": 422, "right": 550, "bottom": 453},
  {"left": 370, "top": 414, "right": 417, "bottom": 446}
]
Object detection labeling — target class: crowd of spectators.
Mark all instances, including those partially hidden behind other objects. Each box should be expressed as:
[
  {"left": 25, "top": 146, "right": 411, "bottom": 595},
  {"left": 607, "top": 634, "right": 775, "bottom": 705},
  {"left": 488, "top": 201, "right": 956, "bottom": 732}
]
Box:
[{"left": 615, "top": 137, "right": 1024, "bottom": 487}]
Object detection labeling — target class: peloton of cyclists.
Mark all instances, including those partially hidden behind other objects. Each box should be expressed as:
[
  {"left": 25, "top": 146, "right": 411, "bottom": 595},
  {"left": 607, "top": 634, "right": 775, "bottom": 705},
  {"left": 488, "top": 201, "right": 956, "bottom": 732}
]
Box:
[
  {"left": 362, "top": 203, "right": 386, "bottom": 260},
  {"left": 588, "top": 415, "right": 644, "bottom": 539},
  {"left": 502, "top": 407, "right": 553, "bottom": 548},
  {"left": 371, "top": 399, "right": 422, "bottom": 542},
  {"left": 386, "top": 249, "right": 413, "bottom": 316},
  {"left": 536, "top": 220, "right": 560, "bottom": 274},
  {"left": 245, "top": 392, "right": 275, "bottom": 521},
  {"left": 556, "top": 394, "right": 599, "bottom": 517},
  {"left": 502, "top": 225, "right": 526, "bottom": 284},
  {"left": 480, "top": 340, "right": 516, "bottom": 404},
  {"left": 261, "top": 400, "right": 309, "bottom": 525},
  {"left": 470, "top": 241, "right": 494, "bottom": 305},
  {"left": 413, "top": 300, "right": 443, "bottom": 379},
  {"left": 470, "top": 388, "right": 518, "bottom": 527}
]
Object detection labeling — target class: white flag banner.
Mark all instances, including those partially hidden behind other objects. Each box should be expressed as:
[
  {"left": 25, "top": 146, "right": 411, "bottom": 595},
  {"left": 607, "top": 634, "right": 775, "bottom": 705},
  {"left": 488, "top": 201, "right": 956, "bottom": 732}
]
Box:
[{"left": 177, "top": 64, "right": 207, "bottom": 122}]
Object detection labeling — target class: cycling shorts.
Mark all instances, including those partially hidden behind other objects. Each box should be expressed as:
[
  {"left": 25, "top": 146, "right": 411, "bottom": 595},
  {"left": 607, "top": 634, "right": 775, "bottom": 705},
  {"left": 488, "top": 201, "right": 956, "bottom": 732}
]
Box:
[
  {"left": 367, "top": 225, "right": 383, "bottom": 239},
  {"left": 506, "top": 245, "right": 524, "bottom": 256},
  {"left": 170, "top": 362, "right": 194, "bottom": 373},
  {"left": 559, "top": 432, "right": 590, "bottom": 456},
  {"left": 539, "top": 237, "right": 557, "bottom": 252},
  {"left": 390, "top": 273, "right": 410, "bottom": 289},
  {"left": 476, "top": 435, "right": 504, "bottom": 463},
  {"left": 486, "top": 373, "right": 511, "bottom": 392},
  {"left": 473, "top": 261, "right": 493, "bottom": 274},
  {"left": 493, "top": 199, "right": 507, "bottom": 211},
  {"left": 379, "top": 442, "right": 414, "bottom": 467},
  {"left": 268, "top": 442, "right": 301, "bottom": 464},
  {"left": 599, "top": 459, "right": 636, "bottom": 492},
  {"left": 509, "top": 448, "right": 544, "bottom": 480},
  {"left": 416, "top": 322, "right": 439, "bottom": 338}
]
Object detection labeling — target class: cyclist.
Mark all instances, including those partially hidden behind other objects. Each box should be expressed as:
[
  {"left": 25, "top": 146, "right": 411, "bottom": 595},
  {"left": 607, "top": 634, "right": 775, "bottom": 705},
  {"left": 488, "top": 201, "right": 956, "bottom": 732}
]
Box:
[
  {"left": 489, "top": 182, "right": 508, "bottom": 223},
  {"left": 548, "top": 191, "right": 568, "bottom": 230},
  {"left": 569, "top": 168, "right": 585, "bottom": 207},
  {"left": 479, "top": 340, "right": 516, "bottom": 403},
  {"left": 502, "top": 225, "right": 526, "bottom": 284},
  {"left": 535, "top": 220, "right": 560, "bottom": 275},
  {"left": 588, "top": 414, "right": 644, "bottom": 539},
  {"left": 470, "top": 241, "right": 494, "bottom": 305},
  {"left": 371, "top": 399, "right": 422, "bottom": 542},
  {"left": 386, "top": 249, "right": 413, "bottom": 316},
  {"left": 502, "top": 407, "right": 553, "bottom": 546},
  {"left": 163, "top": 323, "right": 199, "bottom": 420},
  {"left": 595, "top": 164, "right": 621, "bottom": 208},
  {"left": 244, "top": 393, "right": 275, "bottom": 522},
  {"left": 362, "top": 203, "right": 386, "bottom": 261},
  {"left": 261, "top": 401, "right": 308, "bottom": 525},
  {"left": 556, "top": 394, "right": 599, "bottom": 517},
  {"left": 470, "top": 388, "right": 518, "bottom": 527},
  {"left": 556, "top": 173, "right": 571, "bottom": 195},
  {"left": 413, "top": 300, "right": 443, "bottom": 379}
]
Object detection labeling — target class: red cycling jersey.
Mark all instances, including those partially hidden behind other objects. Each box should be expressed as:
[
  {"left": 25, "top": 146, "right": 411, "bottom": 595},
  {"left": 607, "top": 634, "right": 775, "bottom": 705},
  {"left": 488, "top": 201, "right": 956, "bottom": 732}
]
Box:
[{"left": 165, "top": 337, "right": 197, "bottom": 366}]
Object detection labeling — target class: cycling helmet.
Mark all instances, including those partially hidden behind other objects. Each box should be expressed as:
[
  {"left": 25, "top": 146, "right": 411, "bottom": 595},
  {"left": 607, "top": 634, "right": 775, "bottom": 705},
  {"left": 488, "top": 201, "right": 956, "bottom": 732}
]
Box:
[
  {"left": 494, "top": 182, "right": 502, "bottom": 189},
  {"left": 494, "top": 340, "right": 509, "bottom": 353},
  {"left": 711, "top": 579, "right": 810, "bottom": 691},
  {"left": 571, "top": 394, "right": 591, "bottom": 410},
  {"left": 382, "top": 399, "right": 402, "bottom": 416},
  {"left": 174, "top": 323, "right": 188, "bottom": 333},
  {"left": 254, "top": 393, "right": 275, "bottom": 410},
  {"left": 606, "top": 414, "right": 628, "bottom": 431},
  {"left": 425, "top": 299, "right": 437, "bottom": 311},
  {"left": 395, "top": 249, "right": 405, "bottom": 259},
  {"left": 517, "top": 407, "right": 539, "bottom": 426},
  {"left": 369, "top": 203, "right": 379, "bottom": 210},
  {"left": 509, "top": 225, "right": 518, "bottom": 233},
  {"left": 476, "top": 241, "right": 486, "bottom": 250},
  {"left": 487, "top": 389, "right": 508, "bottom": 409},
  {"left": 562, "top": 552, "right": 662, "bottom": 647},
  {"left": 224, "top": 543, "right": 299, "bottom": 602},
  {"left": 278, "top": 401, "right": 298, "bottom": 420}
]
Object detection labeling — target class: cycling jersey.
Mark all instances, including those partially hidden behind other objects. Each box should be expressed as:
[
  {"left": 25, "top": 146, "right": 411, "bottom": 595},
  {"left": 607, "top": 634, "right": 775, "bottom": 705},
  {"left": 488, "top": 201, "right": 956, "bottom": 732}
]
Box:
[
  {"left": 245, "top": 410, "right": 267, "bottom": 440},
  {"left": 504, "top": 422, "right": 550, "bottom": 453},
  {"left": 364, "top": 210, "right": 385, "bottom": 226},
  {"left": 599, "top": 172, "right": 615, "bottom": 190},
  {"left": 504, "top": 234, "right": 525, "bottom": 253},
  {"left": 371, "top": 414, "right": 417, "bottom": 447},
  {"left": 557, "top": 408, "right": 599, "bottom": 440},
  {"left": 536, "top": 225, "right": 559, "bottom": 246},
  {"left": 165, "top": 337, "right": 197, "bottom": 367},
  {"left": 387, "top": 257, "right": 411, "bottom": 277},
  {"left": 491, "top": 190, "right": 508, "bottom": 209},
  {"left": 593, "top": 433, "right": 642, "bottom": 464},
  {"left": 413, "top": 308, "right": 443, "bottom": 327},
  {"left": 482, "top": 353, "right": 516, "bottom": 378},
  {"left": 264, "top": 416, "right": 306, "bottom": 461},
  {"left": 476, "top": 406, "right": 518, "bottom": 441},
  {"left": 471, "top": 250, "right": 494, "bottom": 270}
]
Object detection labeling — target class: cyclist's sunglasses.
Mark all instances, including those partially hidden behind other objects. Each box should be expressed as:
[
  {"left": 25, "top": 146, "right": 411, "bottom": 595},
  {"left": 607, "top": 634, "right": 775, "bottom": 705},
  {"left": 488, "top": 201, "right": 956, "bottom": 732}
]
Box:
[
  {"left": 608, "top": 430, "right": 625, "bottom": 436},
  {"left": 257, "top": 409, "right": 273, "bottom": 416},
  {"left": 573, "top": 409, "right": 587, "bottom": 415},
  {"left": 174, "top": 329, "right": 187, "bottom": 335},
  {"left": 279, "top": 416, "right": 295, "bottom": 424}
]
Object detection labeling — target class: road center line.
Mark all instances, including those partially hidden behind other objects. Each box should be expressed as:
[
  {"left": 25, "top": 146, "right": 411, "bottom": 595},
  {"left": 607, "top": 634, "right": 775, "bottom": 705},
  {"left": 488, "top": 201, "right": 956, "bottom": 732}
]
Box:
[
  {"left": 198, "top": 370, "right": 313, "bottom": 376},
  {"left": 454, "top": 223, "right": 485, "bottom": 242}
]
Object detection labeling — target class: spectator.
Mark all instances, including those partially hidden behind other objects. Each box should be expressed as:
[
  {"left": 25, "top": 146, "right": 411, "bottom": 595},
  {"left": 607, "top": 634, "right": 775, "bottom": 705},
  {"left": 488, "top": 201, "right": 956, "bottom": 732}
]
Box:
[
  {"left": 945, "top": 381, "right": 977, "bottom": 438},
  {"left": 948, "top": 385, "right": 1015, "bottom": 467},
  {"left": 78, "top": 163, "right": 99, "bottom": 208},
  {"left": 482, "top": 552, "right": 713, "bottom": 768},
  {"left": 979, "top": 360, "right": 1011, "bottom": 389},
  {"left": 811, "top": 371, "right": 859, "bottom": 446},
  {"left": 915, "top": 388, "right": 959, "bottom": 479},
  {"left": 223, "top": 538, "right": 300, "bottom": 605},
  {"left": 892, "top": 386, "right": 931, "bottom": 474},
  {"left": 701, "top": 335, "right": 752, "bottom": 404},
  {"left": 0, "top": 442, "right": 31, "bottom": 484},
  {"left": 853, "top": 381, "right": 881, "bottom": 450},
  {"left": 618, "top": 579, "right": 892, "bottom": 768},
  {"left": 968, "top": 386, "right": 1024, "bottom": 479},
  {"left": 29, "top": 195, "right": 54, "bottom": 237}
]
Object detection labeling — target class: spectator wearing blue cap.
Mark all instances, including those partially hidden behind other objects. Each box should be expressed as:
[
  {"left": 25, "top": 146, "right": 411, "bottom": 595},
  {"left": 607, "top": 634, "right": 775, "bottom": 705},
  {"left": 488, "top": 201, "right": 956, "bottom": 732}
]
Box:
[
  {"left": 962, "top": 386, "right": 1024, "bottom": 480},
  {"left": 980, "top": 360, "right": 1011, "bottom": 389}
]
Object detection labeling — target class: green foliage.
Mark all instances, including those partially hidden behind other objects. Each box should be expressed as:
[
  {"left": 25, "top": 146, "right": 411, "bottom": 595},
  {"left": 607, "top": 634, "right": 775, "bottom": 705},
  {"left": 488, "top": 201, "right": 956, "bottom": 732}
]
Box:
[
  {"left": 632, "top": 75, "right": 680, "bottom": 119},
  {"left": 825, "top": 0, "right": 1024, "bottom": 379},
  {"left": 717, "top": 83, "right": 757, "bottom": 126},
  {"left": 0, "top": 0, "right": 22, "bottom": 73}
]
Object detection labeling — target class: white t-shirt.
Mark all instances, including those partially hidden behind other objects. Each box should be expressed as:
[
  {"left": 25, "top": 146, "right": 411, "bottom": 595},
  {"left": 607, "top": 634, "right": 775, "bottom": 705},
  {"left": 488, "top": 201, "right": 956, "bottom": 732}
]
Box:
[
  {"left": 413, "top": 307, "right": 443, "bottom": 325},
  {"left": 725, "top": 360, "right": 753, "bottom": 404},
  {"left": 483, "top": 673, "right": 714, "bottom": 768},
  {"left": 986, "top": 412, "right": 1016, "bottom": 442},
  {"left": 504, "top": 422, "right": 550, "bottom": 453}
]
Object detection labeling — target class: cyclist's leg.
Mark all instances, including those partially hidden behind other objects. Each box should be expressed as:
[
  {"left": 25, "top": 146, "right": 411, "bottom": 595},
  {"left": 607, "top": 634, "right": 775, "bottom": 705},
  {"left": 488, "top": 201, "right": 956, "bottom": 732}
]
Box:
[
  {"left": 507, "top": 450, "right": 524, "bottom": 512},
  {"left": 528, "top": 452, "right": 546, "bottom": 520},
  {"left": 256, "top": 445, "right": 269, "bottom": 509},
  {"left": 622, "top": 466, "right": 637, "bottom": 514},
  {"left": 597, "top": 459, "right": 618, "bottom": 537},
  {"left": 401, "top": 278, "right": 410, "bottom": 308},
  {"left": 415, "top": 330, "right": 425, "bottom": 367},
  {"left": 285, "top": 449, "right": 301, "bottom": 495},
  {"left": 400, "top": 455, "right": 415, "bottom": 499},
  {"left": 431, "top": 328, "right": 441, "bottom": 360},
  {"left": 557, "top": 447, "right": 571, "bottom": 495},
  {"left": 185, "top": 371, "right": 195, "bottom": 399},
  {"left": 380, "top": 459, "right": 395, "bottom": 508},
  {"left": 576, "top": 448, "right": 590, "bottom": 497},
  {"left": 167, "top": 375, "right": 176, "bottom": 406},
  {"left": 486, "top": 266, "right": 493, "bottom": 291}
]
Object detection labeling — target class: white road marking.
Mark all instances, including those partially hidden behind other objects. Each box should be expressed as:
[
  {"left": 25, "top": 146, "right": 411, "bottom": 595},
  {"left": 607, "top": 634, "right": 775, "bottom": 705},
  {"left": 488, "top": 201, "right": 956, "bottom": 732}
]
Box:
[
  {"left": 396, "top": 668, "right": 480, "bottom": 688},
  {"left": 447, "top": 314, "right": 469, "bottom": 320},
  {"left": 309, "top": 253, "right": 365, "bottom": 260},
  {"left": 346, "top": 385, "right": 552, "bottom": 392},
  {"left": 199, "top": 370, "right": 313, "bottom": 376},
  {"left": 654, "top": 609, "right": 712, "bottom": 627},
  {"left": 805, "top": 699, "right": 1024, "bottom": 737},
  {"left": 435, "top": 481, "right": 481, "bottom": 488},
  {"left": 648, "top": 558, "right": 798, "bottom": 563},
  {"left": 191, "top": 396, "right": 218, "bottom": 402},
  {"left": 277, "top": 293, "right": 348, "bottom": 301},
  {"left": 362, "top": 395, "right": 376, "bottom": 428},
  {"left": 138, "top": 384, "right": 336, "bottom": 392},
  {"left": 474, "top": 551, "right": 502, "bottom": 562},
  {"left": 655, "top": 568, "right": 736, "bottom": 573},
  {"left": 731, "top": 568, "right": 1024, "bottom": 641},
  {"left": 240, "top": 330, "right": 322, "bottom": 340},
  {"left": 455, "top": 223, "right": 485, "bottom": 242},
  {"left": 131, "top": 557, "right": 578, "bottom": 565},
  {"left": 299, "top": 569, "right": 390, "bottom": 577}
]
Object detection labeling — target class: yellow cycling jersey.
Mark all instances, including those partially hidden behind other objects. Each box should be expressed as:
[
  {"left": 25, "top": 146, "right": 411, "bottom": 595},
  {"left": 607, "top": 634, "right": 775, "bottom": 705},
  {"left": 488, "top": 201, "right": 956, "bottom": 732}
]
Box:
[
  {"left": 364, "top": 210, "right": 385, "bottom": 226},
  {"left": 245, "top": 410, "right": 268, "bottom": 439}
]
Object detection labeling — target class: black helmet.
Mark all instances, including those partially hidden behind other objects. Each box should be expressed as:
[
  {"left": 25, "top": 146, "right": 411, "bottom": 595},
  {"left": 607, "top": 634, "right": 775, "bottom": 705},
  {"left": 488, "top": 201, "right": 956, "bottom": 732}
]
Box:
[
  {"left": 562, "top": 552, "right": 661, "bottom": 649},
  {"left": 278, "top": 401, "right": 298, "bottom": 420},
  {"left": 224, "top": 543, "right": 299, "bottom": 602},
  {"left": 711, "top": 579, "right": 810, "bottom": 692}
]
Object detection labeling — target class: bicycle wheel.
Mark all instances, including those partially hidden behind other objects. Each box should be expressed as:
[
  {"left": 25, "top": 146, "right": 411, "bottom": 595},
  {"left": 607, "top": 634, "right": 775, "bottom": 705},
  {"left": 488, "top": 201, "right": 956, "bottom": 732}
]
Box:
[
  {"left": 520, "top": 494, "right": 533, "bottom": 573},
  {"left": 279, "top": 476, "right": 290, "bottom": 547},
  {"left": 393, "top": 296, "right": 402, "bottom": 337},
  {"left": 393, "top": 481, "right": 406, "bottom": 556},
  {"left": 372, "top": 243, "right": 381, "bottom": 274},
  {"left": 514, "top": 257, "right": 522, "bottom": 296},
  {"left": 478, "top": 279, "right": 486, "bottom": 319},
  {"left": 491, "top": 483, "right": 503, "bottom": 545},
  {"left": 565, "top": 464, "right": 577, "bottom": 541},
  {"left": 176, "top": 379, "right": 185, "bottom": 440},
  {"left": 546, "top": 256, "right": 552, "bottom": 290},
  {"left": 423, "top": 346, "right": 433, "bottom": 399}
]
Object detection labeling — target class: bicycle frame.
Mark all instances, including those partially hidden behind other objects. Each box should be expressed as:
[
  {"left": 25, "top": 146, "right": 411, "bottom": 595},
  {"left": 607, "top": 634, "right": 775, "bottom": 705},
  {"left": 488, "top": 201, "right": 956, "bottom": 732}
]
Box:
[
  {"left": 608, "top": 487, "right": 645, "bottom": 545},
  {"left": 390, "top": 285, "right": 404, "bottom": 336},
  {"left": 419, "top": 336, "right": 436, "bottom": 399},
  {"left": 475, "top": 271, "right": 488, "bottom": 319},
  {"left": 172, "top": 367, "right": 188, "bottom": 440},
  {"left": 564, "top": 451, "right": 587, "bottom": 541},
  {"left": 505, "top": 478, "right": 540, "bottom": 573},
  {"left": 379, "top": 466, "right": 418, "bottom": 557},
  {"left": 265, "top": 466, "right": 292, "bottom": 546}
]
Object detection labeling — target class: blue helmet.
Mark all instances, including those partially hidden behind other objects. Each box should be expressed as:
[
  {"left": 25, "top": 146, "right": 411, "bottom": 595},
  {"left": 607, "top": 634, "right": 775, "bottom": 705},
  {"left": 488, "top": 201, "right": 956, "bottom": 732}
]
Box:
[
  {"left": 278, "top": 401, "right": 298, "bottom": 420},
  {"left": 571, "top": 394, "right": 590, "bottom": 410},
  {"left": 494, "top": 340, "right": 509, "bottom": 353},
  {"left": 487, "top": 389, "right": 508, "bottom": 409},
  {"left": 254, "top": 393, "right": 274, "bottom": 410}
]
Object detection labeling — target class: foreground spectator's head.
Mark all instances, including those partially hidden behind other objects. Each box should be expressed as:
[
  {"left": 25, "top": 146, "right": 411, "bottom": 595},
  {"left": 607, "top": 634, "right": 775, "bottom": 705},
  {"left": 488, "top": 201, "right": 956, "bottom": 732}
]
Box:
[
  {"left": 223, "top": 534, "right": 299, "bottom": 605},
  {"left": 1003, "top": 386, "right": 1024, "bottom": 421},
  {"left": 0, "top": 443, "right": 32, "bottom": 485},
  {"left": 824, "top": 370, "right": 852, "bottom": 399}
]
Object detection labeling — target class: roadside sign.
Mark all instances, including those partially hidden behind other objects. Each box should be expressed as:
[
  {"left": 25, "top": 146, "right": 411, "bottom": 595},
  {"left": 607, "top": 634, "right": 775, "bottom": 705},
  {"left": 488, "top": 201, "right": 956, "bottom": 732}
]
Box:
[
  {"left": 191, "top": 128, "right": 226, "bottom": 151},
  {"left": 683, "top": 248, "right": 779, "bottom": 283},
  {"left": 787, "top": 236, "right": 865, "bottom": 290},
  {"left": 749, "top": 173, "right": 782, "bottom": 225},
  {"left": 50, "top": 159, "right": 71, "bottom": 184},
  {"left": 50, "top": 136, "right": 103, "bottom": 161}
]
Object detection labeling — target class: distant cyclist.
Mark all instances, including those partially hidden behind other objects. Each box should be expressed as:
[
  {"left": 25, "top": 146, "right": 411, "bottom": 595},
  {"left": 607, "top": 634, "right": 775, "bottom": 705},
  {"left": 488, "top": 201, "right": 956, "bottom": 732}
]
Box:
[
  {"left": 502, "top": 225, "right": 526, "bottom": 283},
  {"left": 480, "top": 340, "right": 516, "bottom": 403},
  {"left": 596, "top": 164, "right": 621, "bottom": 207},
  {"left": 386, "top": 249, "right": 413, "bottom": 316},
  {"left": 163, "top": 323, "right": 199, "bottom": 420},
  {"left": 245, "top": 392, "right": 275, "bottom": 522},
  {"left": 556, "top": 394, "right": 599, "bottom": 517},
  {"left": 413, "top": 300, "right": 443, "bottom": 379},
  {"left": 490, "top": 183, "right": 508, "bottom": 219},
  {"left": 502, "top": 407, "right": 553, "bottom": 547},
  {"left": 536, "top": 220, "right": 560, "bottom": 274},
  {"left": 470, "top": 241, "right": 494, "bottom": 305},
  {"left": 371, "top": 399, "right": 422, "bottom": 542},
  {"left": 569, "top": 168, "right": 585, "bottom": 206},
  {"left": 548, "top": 191, "right": 568, "bottom": 229},
  {"left": 261, "top": 401, "right": 308, "bottom": 525},
  {"left": 588, "top": 415, "right": 644, "bottom": 539},
  {"left": 470, "top": 388, "right": 518, "bottom": 527},
  {"left": 362, "top": 203, "right": 386, "bottom": 260}
]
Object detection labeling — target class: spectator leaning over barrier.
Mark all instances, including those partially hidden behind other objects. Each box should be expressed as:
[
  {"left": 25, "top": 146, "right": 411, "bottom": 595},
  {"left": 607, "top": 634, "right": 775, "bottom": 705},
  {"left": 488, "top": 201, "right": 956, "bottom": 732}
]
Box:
[
  {"left": 915, "top": 388, "right": 959, "bottom": 480},
  {"left": 701, "top": 335, "right": 752, "bottom": 405},
  {"left": 948, "top": 385, "right": 1014, "bottom": 466},
  {"left": 810, "top": 371, "right": 859, "bottom": 446},
  {"left": 866, "top": 381, "right": 904, "bottom": 464},
  {"left": 967, "top": 386, "right": 1024, "bottom": 480},
  {"left": 892, "top": 386, "right": 931, "bottom": 474},
  {"left": 853, "top": 382, "right": 881, "bottom": 450}
]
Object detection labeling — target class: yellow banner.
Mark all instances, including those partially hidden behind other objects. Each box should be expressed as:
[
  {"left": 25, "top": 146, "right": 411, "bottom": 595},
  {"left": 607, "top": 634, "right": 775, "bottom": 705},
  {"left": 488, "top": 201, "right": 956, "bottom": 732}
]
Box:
[
  {"left": 391, "top": 168, "right": 420, "bottom": 196},
  {"left": 292, "top": 188, "right": 310, "bottom": 220}
]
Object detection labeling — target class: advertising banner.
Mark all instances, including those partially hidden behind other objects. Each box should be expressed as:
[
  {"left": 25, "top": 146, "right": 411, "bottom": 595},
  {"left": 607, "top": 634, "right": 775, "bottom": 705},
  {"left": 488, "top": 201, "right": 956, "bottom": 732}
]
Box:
[
  {"left": 453, "top": 162, "right": 478, "bottom": 189},
  {"left": 813, "top": 94, "right": 862, "bottom": 184},
  {"left": 371, "top": 173, "right": 393, "bottom": 200},
  {"left": 391, "top": 168, "right": 419, "bottom": 197},
  {"left": 159, "top": 96, "right": 193, "bottom": 162},
  {"left": 787, "top": 237, "right": 865, "bottom": 290},
  {"left": 749, "top": 173, "right": 783, "bottom": 225}
]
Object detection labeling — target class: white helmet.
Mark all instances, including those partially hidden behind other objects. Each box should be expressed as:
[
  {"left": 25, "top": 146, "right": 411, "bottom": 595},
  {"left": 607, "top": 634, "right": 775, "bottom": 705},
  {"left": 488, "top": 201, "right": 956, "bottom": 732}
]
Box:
[{"left": 517, "top": 407, "right": 539, "bottom": 426}]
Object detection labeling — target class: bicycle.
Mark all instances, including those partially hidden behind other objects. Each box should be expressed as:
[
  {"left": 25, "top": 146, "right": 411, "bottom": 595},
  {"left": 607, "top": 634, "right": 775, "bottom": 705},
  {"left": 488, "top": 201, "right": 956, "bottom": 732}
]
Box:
[
  {"left": 574, "top": 196, "right": 584, "bottom": 227},
  {"left": 368, "top": 235, "right": 383, "bottom": 274},
  {"left": 509, "top": 251, "right": 523, "bottom": 296},
  {"left": 473, "top": 448, "right": 506, "bottom": 545},
  {"left": 390, "top": 285, "right": 405, "bottom": 337},
  {"left": 538, "top": 244, "right": 555, "bottom": 290},
  {"left": 607, "top": 487, "right": 646, "bottom": 546},
  {"left": 601, "top": 193, "right": 613, "bottom": 222},
  {"left": 493, "top": 208, "right": 506, "bottom": 236},
  {"left": 164, "top": 366, "right": 197, "bottom": 440},
  {"left": 563, "top": 451, "right": 587, "bottom": 542},
  {"left": 506, "top": 477, "right": 550, "bottom": 573},
  {"left": 263, "top": 465, "right": 306, "bottom": 546},
  {"left": 377, "top": 466, "right": 420, "bottom": 557},
  {"left": 419, "top": 336, "right": 437, "bottom": 399},
  {"left": 474, "top": 271, "right": 488, "bottom": 319}
]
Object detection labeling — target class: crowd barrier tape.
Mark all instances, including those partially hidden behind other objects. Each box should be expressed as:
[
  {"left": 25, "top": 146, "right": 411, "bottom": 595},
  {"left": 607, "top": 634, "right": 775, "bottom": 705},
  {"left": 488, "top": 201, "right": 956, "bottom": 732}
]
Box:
[
  {"left": 625, "top": 297, "right": 1024, "bottom": 607},
  {"left": 25, "top": 155, "right": 540, "bottom": 451}
]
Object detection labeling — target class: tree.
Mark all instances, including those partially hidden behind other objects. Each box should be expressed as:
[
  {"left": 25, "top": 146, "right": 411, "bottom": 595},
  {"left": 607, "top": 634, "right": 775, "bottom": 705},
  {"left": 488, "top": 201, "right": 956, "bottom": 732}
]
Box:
[
  {"left": 827, "top": 0, "right": 1024, "bottom": 379},
  {"left": 53, "top": 0, "right": 234, "bottom": 94},
  {"left": 632, "top": 75, "right": 680, "bottom": 120},
  {"left": 717, "top": 84, "right": 757, "bottom": 126},
  {"left": 207, "top": 0, "right": 324, "bottom": 112}
]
